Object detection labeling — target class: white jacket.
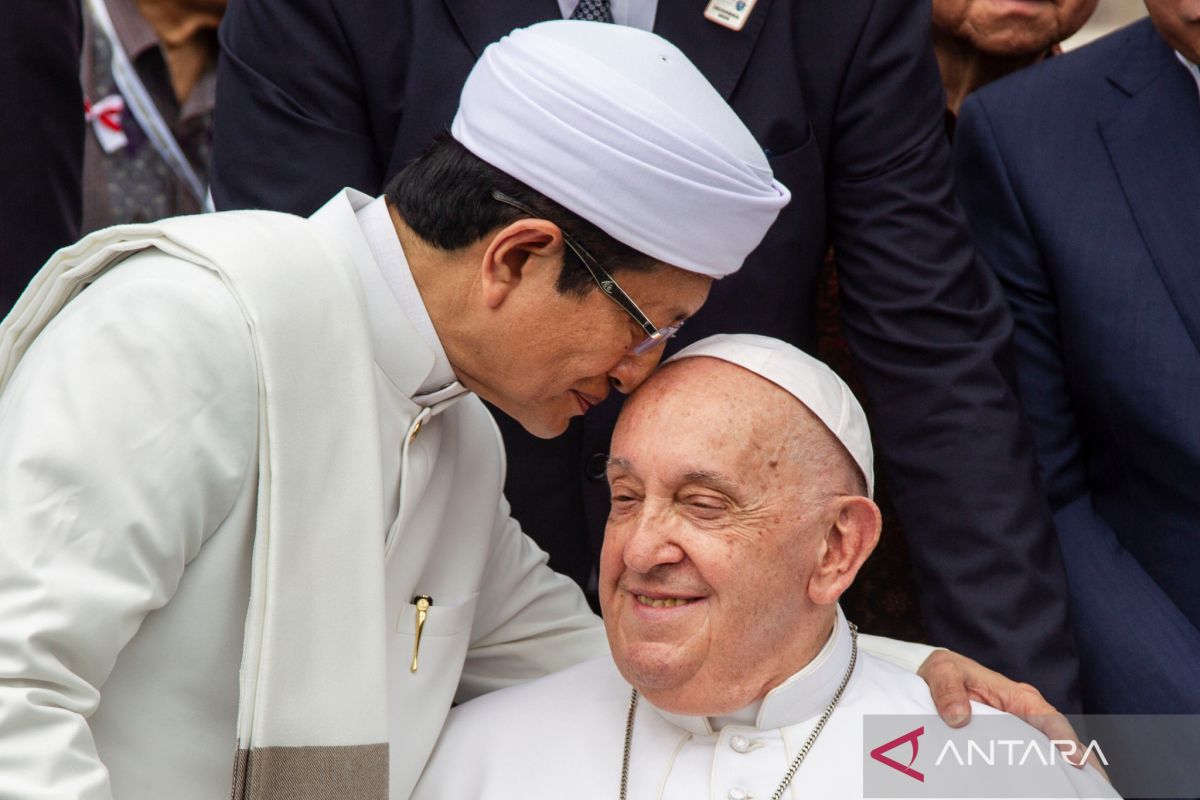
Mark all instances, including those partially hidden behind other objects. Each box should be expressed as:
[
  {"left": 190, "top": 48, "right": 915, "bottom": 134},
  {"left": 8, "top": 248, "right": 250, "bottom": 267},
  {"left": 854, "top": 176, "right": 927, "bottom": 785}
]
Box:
[{"left": 0, "top": 191, "right": 607, "bottom": 800}]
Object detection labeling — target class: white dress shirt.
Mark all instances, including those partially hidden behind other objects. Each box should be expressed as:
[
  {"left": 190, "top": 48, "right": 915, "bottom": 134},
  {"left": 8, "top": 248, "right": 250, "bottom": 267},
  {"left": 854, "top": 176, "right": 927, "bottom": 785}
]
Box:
[{"left": 557, "top": 0, "right": 657, "bottom": 30}]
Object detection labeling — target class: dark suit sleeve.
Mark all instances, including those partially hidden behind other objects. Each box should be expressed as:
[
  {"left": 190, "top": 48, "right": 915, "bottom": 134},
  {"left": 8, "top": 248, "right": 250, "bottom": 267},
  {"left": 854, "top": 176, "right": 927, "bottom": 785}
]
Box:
[
  {"left": 211, "top": 0, "right": 386, "bottom": 213},
  {"left": 0, "top": 0, "right": 83, "bottom": 315},
  {"left": 955, "top": 94, "right": 1200, "bottom": 713},
  {"left": 826, "top": 0, "right": 1080, "bottom": 709}
]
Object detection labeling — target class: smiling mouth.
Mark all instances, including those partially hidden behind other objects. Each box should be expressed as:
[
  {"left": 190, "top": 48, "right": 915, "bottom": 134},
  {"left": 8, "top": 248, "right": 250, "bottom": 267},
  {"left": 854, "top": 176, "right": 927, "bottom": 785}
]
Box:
[
  {"left": 571, "top": 390, "right": 603, "bottom": 414},
  {"left": 635, "top": 594, "right": 698, "bottom": 608}
]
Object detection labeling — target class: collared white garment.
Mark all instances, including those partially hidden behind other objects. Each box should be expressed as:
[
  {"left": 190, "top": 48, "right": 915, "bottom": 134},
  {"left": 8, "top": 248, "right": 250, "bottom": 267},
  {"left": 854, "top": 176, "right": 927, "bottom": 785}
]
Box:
[
  {"left": 414, "top": 609, "right": 1113, "bottom": 799},
  {"left": 0, "top": 189, "right": 606, "bottom": 800}
]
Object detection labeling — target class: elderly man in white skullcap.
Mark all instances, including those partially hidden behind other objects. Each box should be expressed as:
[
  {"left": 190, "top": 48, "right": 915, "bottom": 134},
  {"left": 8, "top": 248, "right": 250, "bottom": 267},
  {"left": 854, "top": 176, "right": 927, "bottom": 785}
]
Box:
[{"left": 414, "top": 334, "right": 1115, "bottom": 800}]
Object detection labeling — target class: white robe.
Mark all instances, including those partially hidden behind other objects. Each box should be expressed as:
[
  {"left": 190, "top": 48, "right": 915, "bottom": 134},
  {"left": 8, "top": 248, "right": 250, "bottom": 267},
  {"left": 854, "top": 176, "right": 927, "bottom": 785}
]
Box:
[
  {"left": 414, "top": 610, "right": 1115, "bottom": 799},
  {"left": 0, "top": 189, "right": 607, "bottom": 800}
]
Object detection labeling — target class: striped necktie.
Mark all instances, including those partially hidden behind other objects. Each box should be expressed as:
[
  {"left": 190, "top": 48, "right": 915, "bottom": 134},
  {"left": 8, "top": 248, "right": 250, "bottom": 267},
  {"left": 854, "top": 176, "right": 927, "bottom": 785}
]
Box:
[{"left": 570, "top": 0, "right": 614, "bottom": 23}]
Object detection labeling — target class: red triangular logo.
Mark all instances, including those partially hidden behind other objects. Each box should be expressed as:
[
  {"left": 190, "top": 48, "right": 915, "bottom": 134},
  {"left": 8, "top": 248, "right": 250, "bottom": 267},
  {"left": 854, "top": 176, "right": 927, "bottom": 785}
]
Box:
[{"left": 870, "top": 726, "right": 925, "bottom": 782}]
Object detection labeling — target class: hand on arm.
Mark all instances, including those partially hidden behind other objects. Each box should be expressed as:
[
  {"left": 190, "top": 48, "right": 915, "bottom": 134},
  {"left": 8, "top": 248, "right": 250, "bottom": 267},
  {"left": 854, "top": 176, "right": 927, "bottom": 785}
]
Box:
[{"left": 916, "top": 649, "right": 1106, "bottom": 777}]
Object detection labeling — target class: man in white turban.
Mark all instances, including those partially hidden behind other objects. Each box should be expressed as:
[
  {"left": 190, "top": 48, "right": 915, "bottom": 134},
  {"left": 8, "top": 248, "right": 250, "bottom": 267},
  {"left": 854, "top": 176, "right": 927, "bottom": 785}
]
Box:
[
  {"left": 0, "top": 20, "right": 1075, "bottom": 800},
  {"left": 0, "top": 20, "right": 785, "bottom": 800},
  {"left": 413, "top": 334, "right": 1115, "bottom": 799}
]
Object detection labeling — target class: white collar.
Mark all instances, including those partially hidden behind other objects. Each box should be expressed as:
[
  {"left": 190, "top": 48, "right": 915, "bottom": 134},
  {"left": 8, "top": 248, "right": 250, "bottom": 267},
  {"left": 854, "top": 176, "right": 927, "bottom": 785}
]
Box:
[
  {"left": 308, "top": 189, "right": 464, "bottom": 404},
  {"left": 648, "top": 605, "right": 854, "bottom": 737},
  {"left": 354, "top": 195, "right": 459, "bottom": 397}
]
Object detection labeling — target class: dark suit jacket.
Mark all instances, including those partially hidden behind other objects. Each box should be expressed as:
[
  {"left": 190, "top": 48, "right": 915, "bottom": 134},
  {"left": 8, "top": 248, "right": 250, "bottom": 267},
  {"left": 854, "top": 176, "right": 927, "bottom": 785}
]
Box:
[
  {"left": 955, "top": 18, "right": 1200, "bottom": 714},
  {"left": 0, "top": 0, "right": 83, "bottom": 316},
  {"left": 212, "top": 0, "right": 1080, "bottom": 708}
]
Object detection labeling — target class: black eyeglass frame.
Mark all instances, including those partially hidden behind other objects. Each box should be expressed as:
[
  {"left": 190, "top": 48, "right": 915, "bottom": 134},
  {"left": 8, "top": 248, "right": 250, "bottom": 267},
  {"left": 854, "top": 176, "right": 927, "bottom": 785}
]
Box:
[{"left": 491, "top": 190, "right": 683, "bottom": 356}]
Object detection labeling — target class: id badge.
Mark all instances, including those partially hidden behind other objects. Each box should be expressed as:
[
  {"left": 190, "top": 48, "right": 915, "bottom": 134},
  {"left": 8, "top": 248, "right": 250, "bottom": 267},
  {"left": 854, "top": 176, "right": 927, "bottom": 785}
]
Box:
[{"left": 703, "top": 0, "right": 758, "bottom": 31}]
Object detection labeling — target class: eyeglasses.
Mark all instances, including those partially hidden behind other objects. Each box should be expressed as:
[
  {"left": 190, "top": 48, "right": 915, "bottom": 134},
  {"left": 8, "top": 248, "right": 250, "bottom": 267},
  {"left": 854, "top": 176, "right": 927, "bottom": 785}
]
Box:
[{"left": 492, "top": 190, "right": 684, "bottom": 356}]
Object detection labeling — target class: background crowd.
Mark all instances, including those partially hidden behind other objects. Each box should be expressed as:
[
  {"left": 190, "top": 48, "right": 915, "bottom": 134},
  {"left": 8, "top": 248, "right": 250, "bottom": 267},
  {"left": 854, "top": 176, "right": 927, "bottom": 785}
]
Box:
[{"left": 1, "top": 0, "right": 1194, "bottom": 755}]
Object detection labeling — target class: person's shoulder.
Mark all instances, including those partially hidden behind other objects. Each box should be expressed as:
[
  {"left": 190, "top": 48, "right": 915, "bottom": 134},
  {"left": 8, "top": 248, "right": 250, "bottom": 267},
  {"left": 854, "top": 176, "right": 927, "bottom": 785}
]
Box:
[
  {"left": 969, "top": 17, "right": 1156, "bottom": 119},
  {"left": 849, "top": 650, "right": 942, "bottom": 712},
  {"left": 61, "top": 247, "right": 244, "bottom": 344}
]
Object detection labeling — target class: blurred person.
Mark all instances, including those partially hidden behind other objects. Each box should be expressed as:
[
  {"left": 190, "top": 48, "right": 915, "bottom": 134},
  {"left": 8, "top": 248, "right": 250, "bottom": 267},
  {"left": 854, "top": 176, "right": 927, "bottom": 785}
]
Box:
[
  {"left": 413, "top": 335, "right": 1114, "bottom": 799},
  {"left": 954, "top": 3, "right": 1200, "bottom": 718},
  {"left": 212, "top": 0, "right": 1084, "bottom": 712},
  {"left": 934, "top": 0, "right": 1100, "bottom": 119},
  {"left": 0, "top": 0, "right": 84, "bottom": 316},
  {"left": 79, "top": 0, "right": 221, "bottom": 232}
]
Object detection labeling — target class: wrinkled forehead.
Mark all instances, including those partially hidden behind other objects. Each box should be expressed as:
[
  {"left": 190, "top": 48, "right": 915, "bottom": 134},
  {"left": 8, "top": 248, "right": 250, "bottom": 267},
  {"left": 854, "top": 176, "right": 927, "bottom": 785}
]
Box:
[
  {"left": 612, "top": 359, "right": 821, "bottom": 474},
  {"left": 621, "top": 357, "right": 805, "bottom": 426}
]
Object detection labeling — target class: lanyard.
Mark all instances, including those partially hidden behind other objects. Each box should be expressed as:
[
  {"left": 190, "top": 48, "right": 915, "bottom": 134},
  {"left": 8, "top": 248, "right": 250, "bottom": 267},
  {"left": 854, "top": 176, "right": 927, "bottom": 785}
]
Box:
[{"left": 85, "top": 0, "right": 213, "bottom": 211}]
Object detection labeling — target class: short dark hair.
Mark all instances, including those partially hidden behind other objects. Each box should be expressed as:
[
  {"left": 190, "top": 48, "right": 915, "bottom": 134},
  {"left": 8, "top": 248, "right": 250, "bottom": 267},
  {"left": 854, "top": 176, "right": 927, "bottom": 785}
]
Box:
[{"left": 385, "top": 133, "right": 658, "bottom": 295}]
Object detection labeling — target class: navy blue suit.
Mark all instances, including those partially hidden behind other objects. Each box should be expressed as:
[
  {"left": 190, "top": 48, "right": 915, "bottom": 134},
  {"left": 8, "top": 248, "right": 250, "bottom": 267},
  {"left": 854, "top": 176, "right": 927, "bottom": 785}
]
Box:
[
  {"left": 212, "top": 0, "right": 1081, "bottom": 708},
  {"left": 956, "top": 18, "right": 1200, "bottom": 713},
  {"left": 0, "top": 0, "right": 83, "bottom": 315}
]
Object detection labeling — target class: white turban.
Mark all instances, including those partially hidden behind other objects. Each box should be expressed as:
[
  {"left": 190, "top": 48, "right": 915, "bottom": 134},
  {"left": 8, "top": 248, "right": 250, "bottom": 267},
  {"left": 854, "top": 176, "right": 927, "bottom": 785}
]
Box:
[
  {"left": 667, "top": 334, "right": 875, "bottom": 497},
  {"left": 450, "top": 20, "right": 790, "bottom": 279}
]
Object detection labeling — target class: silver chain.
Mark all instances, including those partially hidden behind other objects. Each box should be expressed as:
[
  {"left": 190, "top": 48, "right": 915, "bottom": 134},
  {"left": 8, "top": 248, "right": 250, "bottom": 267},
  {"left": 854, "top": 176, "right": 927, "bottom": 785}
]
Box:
[{"left": 619, "top": 622, "right": 858, "bottom": 800}]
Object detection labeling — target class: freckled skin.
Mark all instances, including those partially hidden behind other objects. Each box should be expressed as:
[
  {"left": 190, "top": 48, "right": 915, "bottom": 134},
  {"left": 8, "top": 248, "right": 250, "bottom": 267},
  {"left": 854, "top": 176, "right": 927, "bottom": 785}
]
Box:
[{"left": 599, "top": 358, "right": 864, "bottom": 715}]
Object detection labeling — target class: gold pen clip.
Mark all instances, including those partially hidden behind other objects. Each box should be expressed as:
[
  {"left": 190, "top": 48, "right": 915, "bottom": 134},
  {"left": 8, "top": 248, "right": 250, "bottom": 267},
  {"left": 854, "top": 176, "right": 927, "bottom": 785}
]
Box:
[{"left": 410, "top": 595, "right": 432, "bottom": 673}]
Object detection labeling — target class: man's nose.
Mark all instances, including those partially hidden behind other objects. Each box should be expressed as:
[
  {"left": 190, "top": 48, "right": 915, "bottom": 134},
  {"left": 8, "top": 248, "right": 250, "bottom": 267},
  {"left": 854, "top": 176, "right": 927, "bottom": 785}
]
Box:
[
  {"left": 620, "top": 510, "right": 685, "bottom": 574},
  {"left": 607, "top": 347, "right": 663, "bottom": 394}
]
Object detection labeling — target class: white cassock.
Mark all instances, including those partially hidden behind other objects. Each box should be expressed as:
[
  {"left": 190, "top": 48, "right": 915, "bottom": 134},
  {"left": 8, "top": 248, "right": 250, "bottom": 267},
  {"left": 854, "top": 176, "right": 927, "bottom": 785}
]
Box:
[
  {"left": 0, "top": 189, "right": 606, "bottom": 800},
  {"left": 414, "top": 608, "right": 1115, "bottom": 800}
]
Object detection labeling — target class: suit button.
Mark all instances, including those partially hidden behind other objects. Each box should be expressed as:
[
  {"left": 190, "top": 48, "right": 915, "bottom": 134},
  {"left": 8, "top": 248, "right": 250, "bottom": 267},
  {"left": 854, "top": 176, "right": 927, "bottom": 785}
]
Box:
[{"left": 585, "top": 452, "right": 608, "bottom": 480}]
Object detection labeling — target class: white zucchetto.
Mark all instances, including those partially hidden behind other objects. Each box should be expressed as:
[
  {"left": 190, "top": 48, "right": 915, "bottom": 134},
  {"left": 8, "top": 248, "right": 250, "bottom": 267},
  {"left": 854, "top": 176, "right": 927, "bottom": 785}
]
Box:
[
  {"left": 450, "top": 20, "right": 790, "bottom": 279},
  {"left": 667, "top": 333, "right": 875, "bottom": 497}
]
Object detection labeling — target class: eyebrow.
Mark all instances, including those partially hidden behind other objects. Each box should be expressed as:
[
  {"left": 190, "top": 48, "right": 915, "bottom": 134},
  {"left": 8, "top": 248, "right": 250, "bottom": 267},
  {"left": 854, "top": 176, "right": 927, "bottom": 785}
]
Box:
[
  {"left": 606, "top": 459, "right": 742, "bottom": 496},
  {"left": 681, "top": 469, "right": 742, "bottom": 497},
  {"left": 606, "top": 456, "right": 631, "bottom": 473}
]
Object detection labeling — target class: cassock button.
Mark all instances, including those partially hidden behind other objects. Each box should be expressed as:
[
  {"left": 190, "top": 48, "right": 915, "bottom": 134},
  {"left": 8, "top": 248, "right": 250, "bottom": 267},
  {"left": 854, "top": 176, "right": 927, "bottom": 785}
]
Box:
[
  {"left": 730, "top": 734, "right": 752, "bottom": 753},
  {"left": 728, "top": 788, "right": 752, "bottom": 800},
  {"left": 585, "top": 452, "right": 608, "bottom": 480}
]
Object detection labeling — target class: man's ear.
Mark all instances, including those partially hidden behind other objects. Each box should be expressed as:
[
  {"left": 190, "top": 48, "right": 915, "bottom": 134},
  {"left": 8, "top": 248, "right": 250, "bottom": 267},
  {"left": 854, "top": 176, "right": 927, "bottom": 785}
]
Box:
[
  {"left": 480, "top": 219, "right": 566, "bottom": 309},
  {"left": 807, "top": 496, "right": 882, "bottom": 606}
]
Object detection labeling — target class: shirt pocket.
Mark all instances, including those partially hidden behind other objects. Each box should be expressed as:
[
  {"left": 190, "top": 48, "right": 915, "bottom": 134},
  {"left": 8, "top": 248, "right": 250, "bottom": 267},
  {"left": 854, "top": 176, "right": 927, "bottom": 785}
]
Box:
[
  {"left": 389, "top": 592, "right": 480, "bottom": 795},
  {"left": 394, "top": 592, "right": 480, "bottom": 687}
]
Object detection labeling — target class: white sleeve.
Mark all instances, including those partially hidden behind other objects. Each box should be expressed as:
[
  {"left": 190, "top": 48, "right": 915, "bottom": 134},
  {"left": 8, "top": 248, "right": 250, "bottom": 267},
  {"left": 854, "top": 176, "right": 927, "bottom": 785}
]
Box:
[
  {"left": 456, "top": 492, "right": 609, "bottom": 703},
  {"left": 0, "top": 253, "right": 258, "bottom": 799},
  {"left": 859, "top": 633, "right": 938, "bottom": 673},
  {"left": 453, "top": 415, "right": 607, "bottom": 702}
]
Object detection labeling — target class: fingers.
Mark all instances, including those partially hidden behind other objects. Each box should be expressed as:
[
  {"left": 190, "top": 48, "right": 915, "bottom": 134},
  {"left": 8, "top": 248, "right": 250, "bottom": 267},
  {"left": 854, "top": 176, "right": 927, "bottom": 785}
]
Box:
[
  {"left": 917, "top": 650, "right": 1112, "bottom": 782},
  {"left": 917, "top": 649, "right": 973, "bottom": 727},
  {"left": 1025, "top": 710, "right": 1110, "bottom": 781}
]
